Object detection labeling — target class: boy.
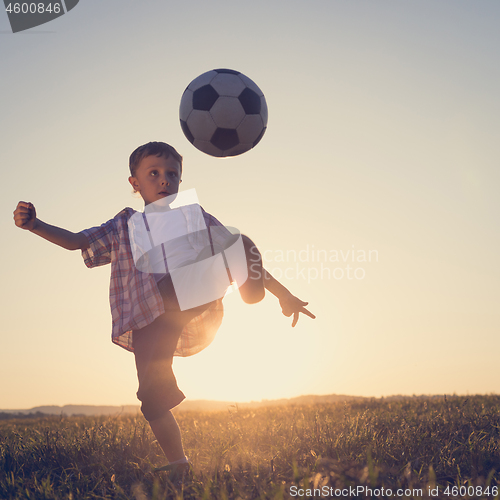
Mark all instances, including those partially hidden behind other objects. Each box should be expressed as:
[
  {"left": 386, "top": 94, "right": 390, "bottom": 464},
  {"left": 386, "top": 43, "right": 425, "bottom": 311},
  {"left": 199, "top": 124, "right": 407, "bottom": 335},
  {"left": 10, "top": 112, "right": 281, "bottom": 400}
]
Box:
[{"left": 13, "top": 141, "right": 315, "bottom": 481}]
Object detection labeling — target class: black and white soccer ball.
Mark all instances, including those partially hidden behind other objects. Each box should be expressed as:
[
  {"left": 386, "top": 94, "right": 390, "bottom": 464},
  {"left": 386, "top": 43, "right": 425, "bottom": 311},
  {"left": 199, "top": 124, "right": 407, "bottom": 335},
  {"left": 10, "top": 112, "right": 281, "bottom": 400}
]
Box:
[{"left": 179, "top": 69, "right": 268, "bottom": 158}]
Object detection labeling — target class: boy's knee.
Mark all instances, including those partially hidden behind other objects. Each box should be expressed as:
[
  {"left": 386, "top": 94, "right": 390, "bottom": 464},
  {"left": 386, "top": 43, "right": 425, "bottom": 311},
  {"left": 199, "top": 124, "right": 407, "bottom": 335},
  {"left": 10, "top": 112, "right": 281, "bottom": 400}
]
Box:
[
  {"left": 138, "top": 391, "right": 185, "bottom": 422},
  {"left": 240, "top": 286, "right": 265, "bottom": 304},
  {"left": 139, "top": 400, "right": 166, "bottom": 422}
]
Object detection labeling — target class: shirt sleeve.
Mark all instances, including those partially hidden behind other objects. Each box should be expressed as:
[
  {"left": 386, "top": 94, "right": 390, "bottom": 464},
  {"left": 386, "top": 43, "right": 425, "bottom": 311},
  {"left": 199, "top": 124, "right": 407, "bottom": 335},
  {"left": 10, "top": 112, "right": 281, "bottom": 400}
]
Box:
[{"left": 80, "top": 217, "right": 116, "bottom": 268}]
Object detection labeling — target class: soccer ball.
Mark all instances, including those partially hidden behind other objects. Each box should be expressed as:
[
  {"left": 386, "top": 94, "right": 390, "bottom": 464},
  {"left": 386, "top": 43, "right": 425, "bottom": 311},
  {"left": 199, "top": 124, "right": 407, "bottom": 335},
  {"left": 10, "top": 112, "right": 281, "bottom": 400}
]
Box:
[{"left": 179, "top": 69, "right": 268, "bottom": 158}]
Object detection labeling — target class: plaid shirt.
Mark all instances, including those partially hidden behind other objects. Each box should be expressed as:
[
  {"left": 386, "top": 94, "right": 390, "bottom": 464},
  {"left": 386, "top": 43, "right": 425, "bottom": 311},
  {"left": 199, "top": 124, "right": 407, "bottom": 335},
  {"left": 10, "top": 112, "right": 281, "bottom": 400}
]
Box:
[{"left": 81, "top": 206, "right": 230, "bottom": 356}]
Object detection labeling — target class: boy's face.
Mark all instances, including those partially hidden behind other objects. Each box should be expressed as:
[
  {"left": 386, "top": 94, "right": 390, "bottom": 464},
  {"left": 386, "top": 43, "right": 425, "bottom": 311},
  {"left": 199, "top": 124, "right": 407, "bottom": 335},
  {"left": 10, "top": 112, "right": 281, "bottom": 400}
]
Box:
[{"left": 128, "top": 154, "right": 182, "bottom": 206}]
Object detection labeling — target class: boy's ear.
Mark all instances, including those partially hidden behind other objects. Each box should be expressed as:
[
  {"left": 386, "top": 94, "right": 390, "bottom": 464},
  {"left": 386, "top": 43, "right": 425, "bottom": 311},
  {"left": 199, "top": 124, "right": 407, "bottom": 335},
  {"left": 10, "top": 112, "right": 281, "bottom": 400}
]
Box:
[{"left": 128, "top": 176, "right": 139, "bottom": 191}]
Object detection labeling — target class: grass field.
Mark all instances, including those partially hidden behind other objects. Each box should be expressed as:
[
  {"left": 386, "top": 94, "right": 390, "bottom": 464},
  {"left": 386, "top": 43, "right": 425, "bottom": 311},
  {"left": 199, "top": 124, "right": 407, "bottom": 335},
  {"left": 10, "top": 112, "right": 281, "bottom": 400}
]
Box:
[{"left": 1, "top": 395, "right": 499, "bottom": 499}]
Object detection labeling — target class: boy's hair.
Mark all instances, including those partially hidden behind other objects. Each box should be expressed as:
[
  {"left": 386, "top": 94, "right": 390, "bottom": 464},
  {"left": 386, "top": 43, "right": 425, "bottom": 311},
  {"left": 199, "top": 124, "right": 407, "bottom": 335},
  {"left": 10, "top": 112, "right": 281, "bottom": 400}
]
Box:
[{"left": 129, "top": 142, "right": 183, "bottom": 177}]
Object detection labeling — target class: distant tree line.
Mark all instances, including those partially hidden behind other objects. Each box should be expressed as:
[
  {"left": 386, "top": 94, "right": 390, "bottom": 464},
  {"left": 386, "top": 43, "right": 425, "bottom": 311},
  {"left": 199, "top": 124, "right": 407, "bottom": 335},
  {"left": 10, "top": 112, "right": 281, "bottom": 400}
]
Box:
[{"left": 0, "top": 411, "right": 49, "bottom": 420}]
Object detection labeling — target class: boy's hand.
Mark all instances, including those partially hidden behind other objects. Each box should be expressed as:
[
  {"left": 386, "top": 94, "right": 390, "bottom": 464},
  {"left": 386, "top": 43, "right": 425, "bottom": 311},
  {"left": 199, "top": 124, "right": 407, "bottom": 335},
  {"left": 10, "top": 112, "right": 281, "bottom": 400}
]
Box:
[
  {"left": 14, "top": 201, "right": 37, "bottom": 231},
  {"left": 279, "top": 292, "right": 316, "bottom": 327}
]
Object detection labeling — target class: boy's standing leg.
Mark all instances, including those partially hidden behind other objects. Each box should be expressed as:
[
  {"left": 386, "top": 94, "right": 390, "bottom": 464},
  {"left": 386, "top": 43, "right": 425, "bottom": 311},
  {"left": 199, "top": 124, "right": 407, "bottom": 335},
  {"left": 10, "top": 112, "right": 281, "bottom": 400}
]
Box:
[
  {"left": 133, "top": 313, "right": 188, "bottom": 463},
  {"left": 133, "top": 281, "right": 213, "bottom": 466}
]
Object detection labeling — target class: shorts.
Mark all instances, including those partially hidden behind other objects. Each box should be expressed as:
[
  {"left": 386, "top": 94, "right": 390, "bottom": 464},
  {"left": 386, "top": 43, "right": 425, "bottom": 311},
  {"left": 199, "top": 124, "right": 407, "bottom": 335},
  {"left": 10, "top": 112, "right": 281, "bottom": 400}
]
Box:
[{"left": 132, "top": 274, "right": 210, "bottom": 421}]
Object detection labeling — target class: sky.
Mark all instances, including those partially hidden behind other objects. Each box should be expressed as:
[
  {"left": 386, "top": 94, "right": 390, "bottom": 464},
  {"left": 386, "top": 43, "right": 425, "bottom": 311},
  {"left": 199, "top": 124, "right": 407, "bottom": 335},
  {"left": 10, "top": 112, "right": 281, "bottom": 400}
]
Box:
[{"left": 1, "top": 0, "right": 499, "bottom": 410}]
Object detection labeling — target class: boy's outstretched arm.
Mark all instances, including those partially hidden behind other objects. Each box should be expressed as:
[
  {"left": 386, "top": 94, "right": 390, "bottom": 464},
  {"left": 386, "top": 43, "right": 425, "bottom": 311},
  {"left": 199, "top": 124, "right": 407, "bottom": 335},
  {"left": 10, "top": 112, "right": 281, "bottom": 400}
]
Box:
[
  {"left": 263, "top": 269, "right": 316, "bottom": 327},
  {"left": 13, "top": 201, "right": 89, "bottom": 251}
]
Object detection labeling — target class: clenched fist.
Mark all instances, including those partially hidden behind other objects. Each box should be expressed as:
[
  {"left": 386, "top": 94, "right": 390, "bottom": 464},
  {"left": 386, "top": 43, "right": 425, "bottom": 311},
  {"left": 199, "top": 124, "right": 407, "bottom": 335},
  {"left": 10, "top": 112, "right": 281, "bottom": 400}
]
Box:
[{"left": 13, "top": 201, "right": 37, "bottom": 231}]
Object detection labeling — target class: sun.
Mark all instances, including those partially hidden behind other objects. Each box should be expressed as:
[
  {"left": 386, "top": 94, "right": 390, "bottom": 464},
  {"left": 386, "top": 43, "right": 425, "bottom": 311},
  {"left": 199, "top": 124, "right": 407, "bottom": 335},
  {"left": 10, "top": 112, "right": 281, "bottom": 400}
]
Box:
[{"left": 172, "top": 292, "right": 313, "bottom": 403}]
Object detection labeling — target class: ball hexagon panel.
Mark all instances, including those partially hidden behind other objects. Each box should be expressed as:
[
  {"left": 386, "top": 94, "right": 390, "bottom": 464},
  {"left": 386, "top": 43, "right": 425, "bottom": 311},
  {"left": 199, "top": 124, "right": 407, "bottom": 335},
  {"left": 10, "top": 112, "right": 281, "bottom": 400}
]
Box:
[
  {"left": 260, "top": 95, "right": 268, "bottom": 125},
  {"left": 237, "top": 115, "right": 265, "bottom": 144},
  {"left": 210, "top": 97, "right": 245, "bottom": 129},
  {"left": 179, "top": 89, "right": 193, "bottom": 122},
  {"left": 252, "top": 127, "right": 267, "bottom": 147},
  {"left": 193, "top": 139, "right": 224, "bottom": 158},
  {"left": 211, "top": 73, "right": 246, "bottom": 97},
  {"left": 186, "top": 110, "right": 217, "bottom": 142}
]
